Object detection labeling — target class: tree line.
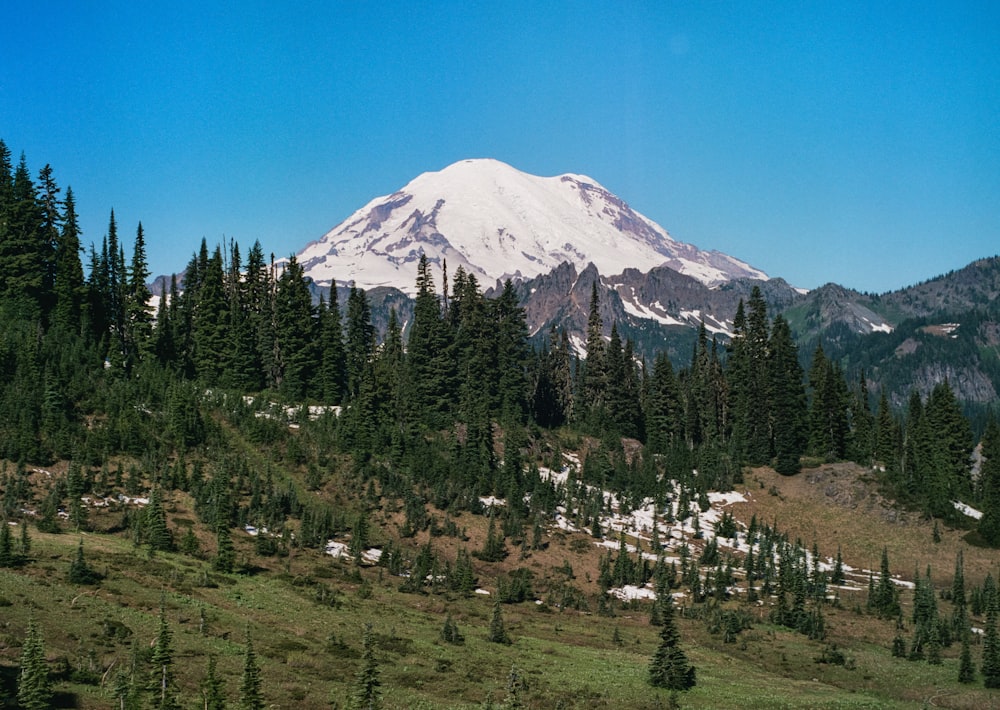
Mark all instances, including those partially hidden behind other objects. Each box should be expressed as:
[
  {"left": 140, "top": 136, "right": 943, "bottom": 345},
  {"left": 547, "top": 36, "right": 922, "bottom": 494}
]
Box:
[{"left": 1, "top": 138, "right": 998, "bottom": 535}]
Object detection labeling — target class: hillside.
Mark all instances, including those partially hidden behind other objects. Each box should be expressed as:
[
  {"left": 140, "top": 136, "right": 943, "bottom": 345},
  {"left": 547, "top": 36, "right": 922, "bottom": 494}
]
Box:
[
  {"left": 2, "top": 438, "right": 998, "bottom": 709},
  {"left": 3, "top": 139, "right": 1000, "bottom": 709}
]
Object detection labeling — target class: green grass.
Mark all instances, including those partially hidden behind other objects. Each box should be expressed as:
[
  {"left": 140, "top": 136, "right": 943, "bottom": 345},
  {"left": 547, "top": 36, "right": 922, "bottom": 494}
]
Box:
[{"left": 1, "top": 521, "right": 995, "bottom": 709}]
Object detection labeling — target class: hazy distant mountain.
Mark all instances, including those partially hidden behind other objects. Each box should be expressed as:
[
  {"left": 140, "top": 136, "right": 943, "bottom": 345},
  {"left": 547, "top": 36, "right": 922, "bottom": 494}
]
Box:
[{"left": 296, "top": 158, "right": 767, "bottom": 293}]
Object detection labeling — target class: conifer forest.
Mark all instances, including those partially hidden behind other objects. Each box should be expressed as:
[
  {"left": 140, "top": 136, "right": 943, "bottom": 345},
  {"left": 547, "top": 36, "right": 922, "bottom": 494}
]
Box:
[{"left": 2, "top": 140, "right": 1000, "bottom": 708}]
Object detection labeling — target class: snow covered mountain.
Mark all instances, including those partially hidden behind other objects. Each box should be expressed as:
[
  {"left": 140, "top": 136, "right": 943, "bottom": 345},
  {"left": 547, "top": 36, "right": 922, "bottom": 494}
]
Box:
[{"left": 296, "top": 159, "right": 767, "bottom": 294}]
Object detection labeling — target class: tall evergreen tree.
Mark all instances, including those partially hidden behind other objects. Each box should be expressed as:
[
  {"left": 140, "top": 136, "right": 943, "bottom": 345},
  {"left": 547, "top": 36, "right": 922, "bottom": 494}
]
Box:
[
  {"left": 979, "top": 416, "right": 1000, "bottom": 545},
  {"left": 149, "top": 606, "right": 180, "bottom": 710},
  {"left": 869, "top": 547, "right": 900, "bottom": 619},
  {"left": 492, "top": 279, "right": 531, "bottom": 424},
  {"left": 273, "top": 255, "right": 317, "bottom": 399},
  {"left": 124, "top": 222, "right": 153, "bottom": 370},
  {"left": 318, "top": 289, "right": 347, "bottom": 404},
  {"left": 982, "top": 577, "right": 1000, "bottom": 688},
  {"left": 925, "top": 380, "right": 973, "bottom": 507},
  {"left": 51, "top": 186, "right": 85, "bottom": 332},
  {"left": 344, "top": 285, "right": 374, "bottom": 400},
  {"left": 579, "top": 280, "right": 607, "bottom": 422},
  {"left": 214, "top": 523, "right": 236, "bottom": 573},
  {"left": 404, "top": 254, "right": 455, "bottom": 426},
  {"left": 488, "top": 599, "right": 511, "bottom": 645},
  {"left": 0, "top": 154, "right": 46, "bottom": 317},
  {"left": 202, "top": 655, "right": 227, "bottom": 710},
  {"left": 351, "top": 623, "right": 381, "bottom": 710},
  {"left": 239, "top": 632, "right": 264, "bottom": 710},
  {"left": 729, "top": 287, "right": 772, "bottom": 465},
  {"left": 17, "top": 618, "right": 52, "bottom": 710},
  {"left": 193, "top": 246, "right": 229, "bottom": 384},
  {"left": 648, "top": 591, "right": 696, "bottom": 690},
  {"left": 807, "top": 346, "right": 851, "bottom": 461},
  {"left": 768, "top": 315, "right": 807, "bottom": 475}
]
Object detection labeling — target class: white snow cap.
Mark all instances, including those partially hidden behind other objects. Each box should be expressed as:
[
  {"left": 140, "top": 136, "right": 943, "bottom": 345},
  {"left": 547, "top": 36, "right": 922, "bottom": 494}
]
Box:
[{"left": 296, "top": 159, "right": 766, "bottom": 294}]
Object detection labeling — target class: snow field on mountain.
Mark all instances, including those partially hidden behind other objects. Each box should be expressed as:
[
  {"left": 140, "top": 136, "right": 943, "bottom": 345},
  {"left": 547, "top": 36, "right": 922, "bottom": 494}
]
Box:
[{"left": 298, "top": 159, "right": 766, "bottom": 294}]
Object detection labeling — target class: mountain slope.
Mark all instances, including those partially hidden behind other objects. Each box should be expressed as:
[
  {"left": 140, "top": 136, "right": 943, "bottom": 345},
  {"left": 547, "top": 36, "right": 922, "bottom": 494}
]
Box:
[{"left": 297, "top": 159, "right": 767, "bottom": 293}]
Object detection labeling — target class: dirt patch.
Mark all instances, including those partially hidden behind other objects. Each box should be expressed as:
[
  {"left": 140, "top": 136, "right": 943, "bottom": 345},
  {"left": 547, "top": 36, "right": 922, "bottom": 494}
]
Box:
[{"left": 800, "top": 464, "right": 913, "bottom": 525}]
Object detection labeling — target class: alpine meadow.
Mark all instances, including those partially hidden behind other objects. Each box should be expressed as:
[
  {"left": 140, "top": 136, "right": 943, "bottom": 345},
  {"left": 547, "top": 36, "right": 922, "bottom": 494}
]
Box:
[{"left": 4, "top": 137, "right": 1000, "bottom": 710}]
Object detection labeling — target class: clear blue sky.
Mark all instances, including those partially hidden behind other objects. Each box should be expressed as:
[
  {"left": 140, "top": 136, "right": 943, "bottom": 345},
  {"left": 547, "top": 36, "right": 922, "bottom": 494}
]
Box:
[{"left": 2, "top": 1, "right": 998, "bottom": 294}]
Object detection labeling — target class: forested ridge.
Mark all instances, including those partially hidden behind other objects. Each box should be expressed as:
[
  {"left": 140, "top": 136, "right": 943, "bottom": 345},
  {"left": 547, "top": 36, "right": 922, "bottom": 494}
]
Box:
[{"left": 2, "top": 140, "right": 1000, "bottom": 708}]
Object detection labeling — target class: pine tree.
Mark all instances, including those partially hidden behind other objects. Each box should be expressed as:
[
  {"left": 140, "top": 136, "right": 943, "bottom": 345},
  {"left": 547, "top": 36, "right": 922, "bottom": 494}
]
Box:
[
  {"left": 958, "top": 630, "right": 976, "bottom": 683},
  {"left": 17, "top": 618, "right": 52, "bottom": 710},
  {"left": 502, "top": 664, "right": 526, "bottom": 709},
  {"left": 978, "top": 416, "right": 1000, "bottom": 545},
  {"left": 67, "top": 538, "right": 100, "bottom": 584},
  {"left": 239, "top": 632, "right": 264, "bottom": 710},
  {"left": 215, "top": 523, "right": 236, "bottom": 573},
  {"left": 488, "top": 599, "right": 511, "bottom": 645},
  {"left": 202, "top": 655, "right": 227, "bottom": 710},
  {"left": 145, "top": 487, "right": 173, "bottom": 552},
  {"left": 807, "top": 347, "right": 851, "bottom": 461},
  {"left": 124, "top": 222, "right": 153, "bottom": 370},
  {"left": 318, "top": 289, "right": 347, "bottom": 404},
  {"left": 351, "top": 623, "right": 381, "bottom": 710},
  {"left": 404, "top": 254, "right": 456, "bottom": 426},
  {"left": 441, "top": 612, "right": 465, "bottom": 645},
  {"left": 193, "top": 246, "right": 230, "bottom": 384},
  {"left": 579, "top": 280, "right": 607, "bottom": 423},
  {"left": 273, "top": 255, "right": 318, "bottom": 399},
  {"left": 52, "top": 185, "right": 85, "bottom": 332},
  {"left": 0, "top": 521, "right": 14, "bottom": 567},
  {"left": 648, "top": 592, "right": 696, "bottom": 690},
  {"left": 869, "top": 547, "right": 900, "bottom": 619},
  {"left": 769, "top": 315, "right": 807, "bottom": 475},
  {"left": 729, "top": 288, "right": 772, "bottom": 466},
  {"left": 983, "top": 578, "right": 1000, "bottom": 688},
  {"left": 344, "top": 284, "right": 375, "bottom": 400},
  {"left": 149, "top": 605, "right": 180, "bottom": 710},
  {"left": 0, "top": 154, "right": 47, "bottom": 318}
]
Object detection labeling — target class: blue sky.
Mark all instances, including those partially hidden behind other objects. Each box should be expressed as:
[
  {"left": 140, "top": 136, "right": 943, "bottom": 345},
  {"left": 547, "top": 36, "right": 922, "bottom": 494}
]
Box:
[{"left": 2, "top": 1, "right": 998, "bottom": 294}]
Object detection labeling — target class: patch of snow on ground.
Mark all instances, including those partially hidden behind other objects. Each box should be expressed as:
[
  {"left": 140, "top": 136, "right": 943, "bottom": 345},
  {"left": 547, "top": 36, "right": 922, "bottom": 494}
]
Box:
[
  {"left": 609, "top": 585, "right": 657, "bottom": 601},
  {"left": 954, "top": 501, "right": 983, "bottom": 520},
  {"left": 479, "top": 495, "right": 506, "bottom": 508},
  {"left": 708, "top": 491, "right": 748, "bottom": 506},
  {"left": 325, "top": 541, "right": 349, "bottom": 558}
]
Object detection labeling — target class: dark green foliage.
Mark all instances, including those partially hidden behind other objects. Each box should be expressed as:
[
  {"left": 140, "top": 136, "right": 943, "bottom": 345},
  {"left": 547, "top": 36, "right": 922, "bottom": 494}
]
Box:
[
  {"left": 441, "top": 613, "right": 464, "bottom": 645},
  {"left": 145, "top": 487, "right": 174, "bottom": 553},
  {"left": 978, "top": 416, "right": 1000, "bottom": 545},
  {"left": 488, "top": 599, "right": 511, "bottom": 645},
  {"left": 149, "top": 606, "right": 180, "bottom": 710},
  {"left": 648, "top": 592, "right": 695, "bottom": 691},
  {"left": 274, "top": 255, "right": 318, "bottom": 399},
  {"left": 475, "top": 509, "right": 508, "bottom": 562},
  {"left": 351, "top": 623, "right": 381, "bottom": 710},
  {"left": 983, "top": 579, "right": 1000, "bottom": 688},
  {"left": 239, "top": 633, "right": 264, "bottom": 710},
  {"left": 67, "top": 539, "right": 101, "bottom": 584},
  {"left": 807, "top": 344, "right": 851, "bottom": 462},
  {"left": 214, "top": 524, "right": 236, "bottom": 573},
  {"left": 202, "top": 655, "right": 227, "bottom": 710},
  {"left": 0, "top": 521, "right": 14, "bottom": 567},
  {"left": 17, "top": 618, "right": 52, "bottom": 710},
  {"left": 728, "top": 288, "right": 773, "bottom": 466},
  {"left": 768, "top": 315, "right": 807, "bottom": 475},
  {"left": 869, "top": 547, "right": 900, "bottom": 619}
]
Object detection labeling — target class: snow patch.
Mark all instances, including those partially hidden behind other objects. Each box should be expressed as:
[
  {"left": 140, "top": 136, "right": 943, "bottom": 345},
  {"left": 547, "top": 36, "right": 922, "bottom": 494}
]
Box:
[{"left": 954, "top": 501, "right": 983, "bottom": 520}]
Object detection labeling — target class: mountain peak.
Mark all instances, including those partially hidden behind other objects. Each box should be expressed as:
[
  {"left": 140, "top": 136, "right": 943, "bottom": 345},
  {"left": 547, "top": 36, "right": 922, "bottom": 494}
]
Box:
[{"left": 296, "top": 159, "right": 766, "bottom": 294}]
